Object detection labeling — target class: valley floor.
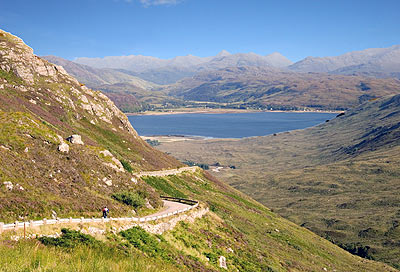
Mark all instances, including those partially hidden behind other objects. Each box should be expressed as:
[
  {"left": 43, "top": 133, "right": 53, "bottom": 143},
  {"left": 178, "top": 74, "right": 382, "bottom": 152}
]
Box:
[{"left": 151, "top": 95, "right": 400, "bottom": 269}]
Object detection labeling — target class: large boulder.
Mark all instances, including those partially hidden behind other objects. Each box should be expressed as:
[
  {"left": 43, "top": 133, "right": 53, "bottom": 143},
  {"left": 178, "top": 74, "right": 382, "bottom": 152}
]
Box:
[
  {"left": 3, "top": 181, "right": 13, "bottom": 190},
  {"left": 66, "top": 134, "right": 84, "bottom": 145},
  {"left": 58, "top": 142, "right": 69, "bottom": 153}
]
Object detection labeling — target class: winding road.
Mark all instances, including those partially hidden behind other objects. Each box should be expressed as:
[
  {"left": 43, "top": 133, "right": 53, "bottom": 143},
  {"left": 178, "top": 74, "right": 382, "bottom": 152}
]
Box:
[
  {"left": 0, "top": 167, "right": 201, "bottom": 233},
  {"left": 0, "top": 199, "right": 199, "bottom": 233},
  {"left": 134, "top": 166, "right": 198, "bottom": 178},
  {"left": 142, "top": 200, "right": 192, "bottom": 219}
]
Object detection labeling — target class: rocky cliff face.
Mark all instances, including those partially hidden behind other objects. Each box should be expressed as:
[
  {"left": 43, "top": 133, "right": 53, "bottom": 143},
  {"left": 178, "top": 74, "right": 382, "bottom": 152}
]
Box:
[
  {"left": 0, "top": 29, "right": 180, "bottom": 222},
  {"left": 0, "top": 33, "right": 66, "bottom": 84},
  {"left": 0, "top": 31, "right": 136, "bottom": 135}
]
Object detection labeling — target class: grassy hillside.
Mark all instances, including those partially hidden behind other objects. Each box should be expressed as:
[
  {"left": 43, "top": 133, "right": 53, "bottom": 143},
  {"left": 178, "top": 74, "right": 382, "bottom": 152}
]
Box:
[
  {"left": 0, "top": 29, "right": 180, "bottom": 222},
  {"left": 0, "top": 29, "right": 398, "bottom": 271},
  {"left": 156, "top": 94, "right": 400, "bottom": 268},
  {"left": 2, "top": 170, "right": 398, "bottom": 272}
]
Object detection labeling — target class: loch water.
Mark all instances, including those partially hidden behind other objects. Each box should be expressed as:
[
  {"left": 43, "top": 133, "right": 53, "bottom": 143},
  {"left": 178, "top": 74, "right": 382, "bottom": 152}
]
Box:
[{"left": 128, "top": 112, "right": 337, "bottom": 138}]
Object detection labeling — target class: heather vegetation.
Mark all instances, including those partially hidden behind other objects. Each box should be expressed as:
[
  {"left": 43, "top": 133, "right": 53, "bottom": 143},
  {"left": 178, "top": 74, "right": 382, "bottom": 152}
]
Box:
[
  {"left": 111, "top": 191, "right": 146, "bottom": 209},
  {"left": 38, "top": 228, "right": 101, "bottom": 249}
]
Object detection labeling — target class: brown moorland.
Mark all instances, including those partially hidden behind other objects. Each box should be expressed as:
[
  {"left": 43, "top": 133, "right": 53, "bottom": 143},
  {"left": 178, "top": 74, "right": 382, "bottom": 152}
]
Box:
[{"left": 156, "top": 94, "right": 400, "bottom": 268}]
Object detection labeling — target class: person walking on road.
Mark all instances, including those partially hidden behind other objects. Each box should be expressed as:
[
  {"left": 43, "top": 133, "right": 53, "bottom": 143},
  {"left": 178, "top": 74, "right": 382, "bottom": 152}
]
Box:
[{"left": 102, "top": 206, "right": 109, "bottom": 218}]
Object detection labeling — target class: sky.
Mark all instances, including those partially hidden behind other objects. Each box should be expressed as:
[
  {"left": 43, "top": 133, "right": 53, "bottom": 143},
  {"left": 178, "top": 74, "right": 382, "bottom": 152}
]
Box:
[{"left": 1, "top": 0, "right": 399, "bottom": 62}]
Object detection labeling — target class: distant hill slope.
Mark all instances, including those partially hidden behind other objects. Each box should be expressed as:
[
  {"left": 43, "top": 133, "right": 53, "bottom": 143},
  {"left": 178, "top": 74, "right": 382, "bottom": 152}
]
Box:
[
  {"left": 42, "top": 55, "right": 169, "bottom": 112},
  {"left": 42, "top": 55, "right": 157, "bottom": 89},
  {"left": 289, "top": 45, "right": 400, "bottom": 79},
  {"left": 2, "top": 29, "right": 397, "bottom": 272},
  {"left": 156, "top": 94, "right": 400, "bottom": 267},
  {"left": 165, "top": 66, "right": 400, "bottom": 110}
]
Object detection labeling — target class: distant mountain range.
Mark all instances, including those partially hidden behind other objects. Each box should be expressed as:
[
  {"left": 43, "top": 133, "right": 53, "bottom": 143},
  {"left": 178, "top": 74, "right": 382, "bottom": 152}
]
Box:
[
  {"left": 288, "top": 45, "right": 400, "bottom": 78},
  {"left": 44, "top": 45, "right": 400, "bottom": 112},
  {"left": 74, "top": 51, "right": 293, "bottom": 84},
  {"left": 74, "top": 45, "right": 400, "bottom": 83}
]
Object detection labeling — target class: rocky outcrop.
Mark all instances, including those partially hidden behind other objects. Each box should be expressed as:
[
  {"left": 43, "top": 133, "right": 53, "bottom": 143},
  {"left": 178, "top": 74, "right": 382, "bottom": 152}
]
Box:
[
  {"left": 66, "top": 135, "right": 84, "bottom": 145},
  {"left": 0, "top": 31, "right": 69, "bottom": 85},
  {"left": 0, "top": 29, "right": 139, "bottom": 139},
  {"left": 57, "top": 142, "right": 69, "bottom": 153},
  {"left": 3, "top": 181, "right": 13, "bottom": 190},
  {"left": 2, "top": 181, "right": 24, "bottom": 191},
  {"left": 99, "top": 149, "right": 125, "bottom": 172},
  {"left": 102, "top": 177, "right": 113, "bottom": 186},
  {"left": 56, "top": 135, "right": 69, "bottom": 153}
]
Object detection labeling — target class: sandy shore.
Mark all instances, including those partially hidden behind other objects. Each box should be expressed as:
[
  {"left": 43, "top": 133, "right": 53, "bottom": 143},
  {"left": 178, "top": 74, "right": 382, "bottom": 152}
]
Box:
[
  {"left": 141, "top": 135, "right": 215, "bottom": 143},
  {"left": 127, "top": 108, "right": 341, "bottom": 116},
  {"left": 126, "top": 109, "right": 257, "bottom": 116}
]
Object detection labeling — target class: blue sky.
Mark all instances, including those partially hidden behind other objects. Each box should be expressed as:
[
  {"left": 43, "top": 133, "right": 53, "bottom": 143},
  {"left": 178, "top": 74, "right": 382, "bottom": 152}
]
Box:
[{"left": 1, "top": 0, "right": 399, "bottom": 61}]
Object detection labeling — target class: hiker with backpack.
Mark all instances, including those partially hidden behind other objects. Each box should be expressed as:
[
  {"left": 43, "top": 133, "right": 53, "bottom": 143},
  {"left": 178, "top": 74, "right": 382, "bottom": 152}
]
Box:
[{"left": 102, "top": 206, "right": 109, "bottom": 218}]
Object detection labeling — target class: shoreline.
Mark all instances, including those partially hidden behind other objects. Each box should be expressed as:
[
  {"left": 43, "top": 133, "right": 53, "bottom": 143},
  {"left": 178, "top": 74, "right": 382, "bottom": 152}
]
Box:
[
  {"left": 126, "top": 108, "right": 341, "bottom": 116},
  {"left": 141, "top": 135, "right": 228, "bottom": 143}
]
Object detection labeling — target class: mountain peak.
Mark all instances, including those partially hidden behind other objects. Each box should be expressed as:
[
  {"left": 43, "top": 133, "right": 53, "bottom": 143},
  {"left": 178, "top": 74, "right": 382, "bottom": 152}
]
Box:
[
  {"left": 266, "top": 52, "right": 284, "bottom": 57},
  {"left": 217, "top": 50, "right": 231, "bottom": 57},
  {"left": 264, "top": 52, "right": 293, "bottom": 67}
]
